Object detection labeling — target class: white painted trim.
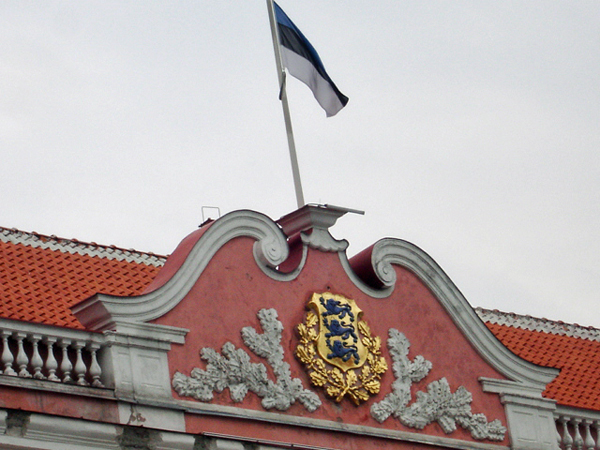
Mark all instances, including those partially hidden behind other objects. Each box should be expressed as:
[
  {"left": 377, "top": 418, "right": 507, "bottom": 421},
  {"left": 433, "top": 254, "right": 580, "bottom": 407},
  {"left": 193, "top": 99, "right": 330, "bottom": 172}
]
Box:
[
  {"left": 555, "top": 404, "right": 600, "bottom": 422},
  {"left": 0, "top": 409, "right": 7, "bottom": 435},
  {"left": 0, "top": 375, "right": 115, "bottom": 398},
  {"left": 107, "top": 322, "right": 188, "bottom": 346},
  {"left": 0, "top": 403, "right": 509, "bottom": 450},
  {"left": 179, "top": 399, "right": 509, "bottom": 450},
  {"left": 278, "top": 204, "right": 350, "bottom": 252},
  {"left": 0, "top": 226, "right": 165, "bottom": 267},
  {"left": 361, "top": 238, "right": 559, "bottom": 390},
  {"left": 300, "top": 228, "right": 348, "bottom": 252},
  {"left": 117, "top": 402, "right": 185, "bottom": 432},
  {"left": 0, "top": 409, "right": 196, "bottom": 450},
  {"left": 480, "top": 378, "right": 549, "bottom": 398},
  {"left": 72, "top": 210, "right": 292, "bottom": 329},
  {"left": 337, "top": 252, "right": 394, "bottom": 298},
  {"left": 261, "top": 243, "right": 308, "bottom": 282},
  {"left": 0, "top": 318, "right": 105, "bottom": 343},
  {"left": 476, "top": 307, "right": 600, "bottom": 342}
]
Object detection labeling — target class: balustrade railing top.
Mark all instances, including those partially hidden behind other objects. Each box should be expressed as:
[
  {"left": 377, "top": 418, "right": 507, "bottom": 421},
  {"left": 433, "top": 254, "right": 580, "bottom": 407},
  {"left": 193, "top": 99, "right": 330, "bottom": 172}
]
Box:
[
  {"left": 0, "top": 318, "right": 107, "bottom": 388},
  {"left": 556, "top": 408, "right": 600, "bottom": 450}
]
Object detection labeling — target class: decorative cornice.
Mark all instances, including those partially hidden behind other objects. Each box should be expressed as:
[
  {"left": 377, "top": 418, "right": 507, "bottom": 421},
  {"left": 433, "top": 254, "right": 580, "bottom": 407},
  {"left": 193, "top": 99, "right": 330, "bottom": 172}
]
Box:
[
  {"left": 0, "top": 409, "right": 196, "bottom": 450},
  {"left": 300, "top": 229, "right": 348, "bottom": 252},
  {"left": 277, "top": 204, "right": 351, "bottom": 252},
  {"left": 180, "top": 401, "right": 510, "bottom": 450},
  {"left": 337, "top": 253, "right": 394, "bottom": 298},
  {"left": 72, "top": 210, "right": 292, "bottom": 329},
  {"left": 555, "top": 404, "right": 600, "bottom": 422},
  {"left": 346, "top": 238, "right": 559, "bottom": 391},
  {"left": 105, "top": 322, "right": 189, "bottom": 347},
  {"left": 0, "top": 226, "right": 166, "bottom": 267},
  {"left": 476, "top": 308, "right": 600, "bottom": 343},
  {"left": 0, "top": 317, "right": 104, "bottom": 342}
]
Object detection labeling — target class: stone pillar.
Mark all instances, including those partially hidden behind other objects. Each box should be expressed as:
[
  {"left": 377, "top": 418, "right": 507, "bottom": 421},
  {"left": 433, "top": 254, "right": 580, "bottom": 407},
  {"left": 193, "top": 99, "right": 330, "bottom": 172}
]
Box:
[{"left": 101, "top": 321, "right": 189, "bottom": 432}]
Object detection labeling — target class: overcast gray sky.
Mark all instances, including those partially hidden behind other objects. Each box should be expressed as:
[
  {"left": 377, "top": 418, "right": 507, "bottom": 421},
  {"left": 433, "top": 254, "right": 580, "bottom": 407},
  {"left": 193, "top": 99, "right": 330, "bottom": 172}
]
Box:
[{"left": 2, "top": 1, "right": 599, "bottom": 327}]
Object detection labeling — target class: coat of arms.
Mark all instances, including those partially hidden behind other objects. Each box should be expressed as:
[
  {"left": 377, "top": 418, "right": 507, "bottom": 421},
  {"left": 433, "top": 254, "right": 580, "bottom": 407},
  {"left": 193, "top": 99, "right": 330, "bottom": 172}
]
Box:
[{"left": 296, "top": 292, "right": 387, "bottom": 404}]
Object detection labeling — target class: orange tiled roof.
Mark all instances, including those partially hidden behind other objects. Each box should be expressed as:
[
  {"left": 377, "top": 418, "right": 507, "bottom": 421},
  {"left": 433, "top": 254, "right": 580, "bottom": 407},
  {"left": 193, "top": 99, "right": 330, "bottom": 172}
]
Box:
[
  {"left": 0, "top": 227, "right": 165, "bottom": 329},
  {"left": 477, "top": 308, "right": 600, "bottom": 411}
]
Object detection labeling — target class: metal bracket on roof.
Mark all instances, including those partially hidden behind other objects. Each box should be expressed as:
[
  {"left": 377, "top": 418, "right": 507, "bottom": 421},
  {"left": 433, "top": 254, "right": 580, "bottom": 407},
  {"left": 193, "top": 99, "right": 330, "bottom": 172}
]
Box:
[{"left": 201, "top": 206, "right": 221, "bottom": 224}]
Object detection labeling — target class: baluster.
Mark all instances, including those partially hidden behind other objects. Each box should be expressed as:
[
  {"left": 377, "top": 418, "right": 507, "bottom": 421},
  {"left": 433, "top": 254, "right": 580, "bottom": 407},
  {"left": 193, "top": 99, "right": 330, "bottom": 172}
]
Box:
[
  {"left": 560, "top": 416, "right": 574, "bottom": 450},
  {"left": 0, "top": 330, "right": 106, "bottom": 389},
  {"left": 1, "top": 330, "right": 16, "bottom": 376},
  {"left": 44, "top": 337, "right": 60, "bottom": 382},
  {"left": 59, "top": 339, "right": 74, "bottom": 383},
  {"left": 29, "top": 334, "right": 45, "bottom": 379},
  {"left": 72, "top": 341, "right": 89, "bottom": 386},
  {"left": 88, "top": 343, "right": 103, "bottom": 388},
  {"left": 594, "top": 421, "right": 600, "bottom": 450},
  {"left": 88, "top": 342, "right": 104, "bottom": 387},
  {"left": 15, "top": 332, "right": 31, "bottom": 378},
  {"left": 574, "top": 419, "right": 584, "bottom": 450},
  {"left": 583, "top": 420, "right": 595, "bottom": 450}
]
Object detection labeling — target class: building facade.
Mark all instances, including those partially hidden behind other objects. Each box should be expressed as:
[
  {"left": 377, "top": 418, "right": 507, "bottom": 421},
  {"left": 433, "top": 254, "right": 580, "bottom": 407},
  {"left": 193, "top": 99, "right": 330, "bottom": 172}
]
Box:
[{"left": 0, "top": 205, "right": 597, "bottom": 450}]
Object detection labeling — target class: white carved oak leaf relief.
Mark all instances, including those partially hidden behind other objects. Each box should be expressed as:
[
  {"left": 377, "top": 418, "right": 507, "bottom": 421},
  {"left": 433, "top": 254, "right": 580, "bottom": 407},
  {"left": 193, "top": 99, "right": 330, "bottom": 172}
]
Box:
[{"left": 172, "top": 306, "right": 506, "bottom": 442}]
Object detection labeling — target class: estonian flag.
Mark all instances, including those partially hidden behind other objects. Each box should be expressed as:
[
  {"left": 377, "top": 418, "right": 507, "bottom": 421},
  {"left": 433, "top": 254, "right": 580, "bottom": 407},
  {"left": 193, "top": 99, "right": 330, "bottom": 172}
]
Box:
[{"left": 274, "top": 2, "right": 349, "bottom": 117}]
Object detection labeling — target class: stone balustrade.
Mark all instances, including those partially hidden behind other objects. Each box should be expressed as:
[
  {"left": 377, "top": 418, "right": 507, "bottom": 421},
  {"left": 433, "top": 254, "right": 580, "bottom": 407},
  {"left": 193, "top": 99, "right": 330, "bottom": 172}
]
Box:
[
  {"left": 0, "top": 318, "right": 107, "bottom": 388},
  {"left": 556, "top": 409, "right": 600, "bottom": 450}
]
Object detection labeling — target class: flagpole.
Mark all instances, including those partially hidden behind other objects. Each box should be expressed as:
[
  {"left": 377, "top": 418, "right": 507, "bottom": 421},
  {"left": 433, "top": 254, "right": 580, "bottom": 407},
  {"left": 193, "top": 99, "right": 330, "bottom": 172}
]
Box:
[{"left": 266, "top": 0, "right": 305, "bottom": 209}]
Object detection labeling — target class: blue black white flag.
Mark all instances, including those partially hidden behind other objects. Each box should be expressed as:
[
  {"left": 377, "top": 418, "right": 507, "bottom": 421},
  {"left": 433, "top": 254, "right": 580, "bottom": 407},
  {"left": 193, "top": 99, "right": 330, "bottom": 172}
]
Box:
[{"left": 274, "top": 2, "right": 348, "bottom": 117}]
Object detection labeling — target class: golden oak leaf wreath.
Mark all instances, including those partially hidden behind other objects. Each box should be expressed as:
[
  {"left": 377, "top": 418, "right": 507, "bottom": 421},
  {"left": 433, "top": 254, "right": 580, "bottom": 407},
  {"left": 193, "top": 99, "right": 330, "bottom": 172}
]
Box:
[{"left": 296, "top": 311, "right": 388, "bottom": 405}]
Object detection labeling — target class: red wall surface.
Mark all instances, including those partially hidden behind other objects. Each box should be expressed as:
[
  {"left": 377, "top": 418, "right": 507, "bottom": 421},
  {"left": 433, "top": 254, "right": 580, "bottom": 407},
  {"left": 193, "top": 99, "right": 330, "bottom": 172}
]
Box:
[{"left": 153, "top": 235, "right": 509, "bottom": 448}]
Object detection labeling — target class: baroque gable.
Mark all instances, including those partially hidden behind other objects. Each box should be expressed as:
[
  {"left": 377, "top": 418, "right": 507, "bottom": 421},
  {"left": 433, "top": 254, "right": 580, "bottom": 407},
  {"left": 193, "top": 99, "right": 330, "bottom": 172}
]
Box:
[{"left": 70, "top": 205, "right": 558, "bottom": 450}]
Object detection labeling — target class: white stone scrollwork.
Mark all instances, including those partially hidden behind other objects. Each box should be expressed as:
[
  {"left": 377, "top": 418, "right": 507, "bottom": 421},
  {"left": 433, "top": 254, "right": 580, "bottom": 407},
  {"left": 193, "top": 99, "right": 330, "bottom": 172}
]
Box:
[
  {"left": 300, "top": 229, "right": 349, "bottom": 253},
  {"left": 371, "top": 329, "right": 506, "bottom": 441},
  {"left": 278, "top": 204, "right": 351, "bottom": 253},
  {"left": 73, "top": 210, "right": 296, "bottom": 330},
  {"left": 172, "top": 309, "right": 321, "bottom": 412}
]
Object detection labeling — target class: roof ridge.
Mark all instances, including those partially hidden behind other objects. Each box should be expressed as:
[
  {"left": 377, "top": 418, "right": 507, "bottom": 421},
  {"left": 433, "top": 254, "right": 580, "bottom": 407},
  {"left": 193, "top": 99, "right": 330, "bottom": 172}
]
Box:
[
  {"left": 476, "top": 307, "right": 600, "bottom": 343},
  {"left": 0, "top": 226, "right": 166, "bottom": 267}
]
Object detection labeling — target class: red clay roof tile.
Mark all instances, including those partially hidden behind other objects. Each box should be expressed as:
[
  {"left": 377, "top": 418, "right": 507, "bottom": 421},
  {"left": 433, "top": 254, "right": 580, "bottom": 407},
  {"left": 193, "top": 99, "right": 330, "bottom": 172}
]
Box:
[
  {"left": 478, "top": 308, "right": 600, "bottom": 411},
  {"left": 0, "top": 227, "right": 165, "bottom": 329}
]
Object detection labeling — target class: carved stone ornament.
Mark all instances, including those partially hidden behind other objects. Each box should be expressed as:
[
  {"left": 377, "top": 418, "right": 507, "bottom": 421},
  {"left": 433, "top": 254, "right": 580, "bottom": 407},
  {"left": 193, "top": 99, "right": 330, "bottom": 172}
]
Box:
[
  {"left": 295, "top": 293, "right": 388, "bottom": 405},
  {"left": 172, "top": 308, "right": 321, "bottom": 412},
  {"left": 171, "top": 304, "right": 506, "bottom": 442},
  {"left": 370, "top": 329, "right": 507, "bottom": 441}
]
